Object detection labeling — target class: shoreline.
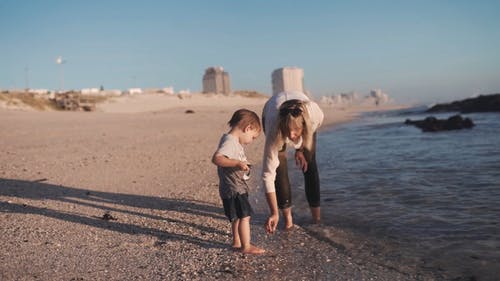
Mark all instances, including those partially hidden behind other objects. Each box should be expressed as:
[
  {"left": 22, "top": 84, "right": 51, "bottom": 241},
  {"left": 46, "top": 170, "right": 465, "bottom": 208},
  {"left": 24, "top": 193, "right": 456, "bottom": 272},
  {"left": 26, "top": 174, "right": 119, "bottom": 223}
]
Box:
[
  {"left": 292, "top": 107, "right": 499, "bottom": 281},
  {"left": 0, "top": 96, "right": 438, "bottom": 280},
  {"left": 252, "top": 103, "right": 442, "bottom": 279}
]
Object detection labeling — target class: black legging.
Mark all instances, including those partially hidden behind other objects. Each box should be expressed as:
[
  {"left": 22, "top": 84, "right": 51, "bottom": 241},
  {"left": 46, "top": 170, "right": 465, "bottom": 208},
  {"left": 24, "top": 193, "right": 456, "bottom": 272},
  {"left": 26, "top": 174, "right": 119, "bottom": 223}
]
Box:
[{"left": 274, "top": 133, "right": 320, "bottom": 209}]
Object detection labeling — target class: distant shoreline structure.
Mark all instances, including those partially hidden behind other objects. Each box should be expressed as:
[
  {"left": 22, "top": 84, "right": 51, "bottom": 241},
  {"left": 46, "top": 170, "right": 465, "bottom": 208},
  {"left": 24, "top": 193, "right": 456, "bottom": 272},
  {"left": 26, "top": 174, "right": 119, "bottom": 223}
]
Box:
[{"left": 319, "top": 89, "right": 393, "bottom": 107}]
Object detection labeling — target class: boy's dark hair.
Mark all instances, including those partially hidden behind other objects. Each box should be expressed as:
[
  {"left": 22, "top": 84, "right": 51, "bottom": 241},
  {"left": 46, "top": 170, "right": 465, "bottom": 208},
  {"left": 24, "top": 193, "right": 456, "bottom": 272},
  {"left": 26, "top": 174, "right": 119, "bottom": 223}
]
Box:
[{"left": 228, "top": 109, "right": 261, "bottom": 131}]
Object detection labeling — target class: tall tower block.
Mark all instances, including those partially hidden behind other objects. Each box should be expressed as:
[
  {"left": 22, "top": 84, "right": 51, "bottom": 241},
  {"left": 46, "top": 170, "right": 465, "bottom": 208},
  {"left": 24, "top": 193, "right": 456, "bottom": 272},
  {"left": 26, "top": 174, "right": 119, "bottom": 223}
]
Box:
[
  {"left": 271, "top": 67, "right": 304, "bottom": 95},
  {"left": 202, "top": 66, "right": 231, "bottom": 95}
]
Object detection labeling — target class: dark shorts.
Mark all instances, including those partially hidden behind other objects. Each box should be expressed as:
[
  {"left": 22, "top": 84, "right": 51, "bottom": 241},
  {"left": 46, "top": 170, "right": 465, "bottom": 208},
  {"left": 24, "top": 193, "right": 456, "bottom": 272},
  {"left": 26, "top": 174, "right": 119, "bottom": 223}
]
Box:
[{"left": 222, "top": 193, "right": 253, "bottom": 222}]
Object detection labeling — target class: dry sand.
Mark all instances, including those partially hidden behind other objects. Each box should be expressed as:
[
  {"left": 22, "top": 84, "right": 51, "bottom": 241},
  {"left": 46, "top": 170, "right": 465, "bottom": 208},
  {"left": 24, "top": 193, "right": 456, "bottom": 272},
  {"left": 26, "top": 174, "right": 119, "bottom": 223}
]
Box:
[{"left": 0, "top": 94, "right": 435, "bottom": 280}]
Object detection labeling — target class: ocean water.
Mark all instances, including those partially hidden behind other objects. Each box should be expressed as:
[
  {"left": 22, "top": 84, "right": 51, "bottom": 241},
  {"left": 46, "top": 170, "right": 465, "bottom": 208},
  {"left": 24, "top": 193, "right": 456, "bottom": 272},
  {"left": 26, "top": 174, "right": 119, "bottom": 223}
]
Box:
[{"left": 294, "top": 108, "right": 500, "bottom": 280}]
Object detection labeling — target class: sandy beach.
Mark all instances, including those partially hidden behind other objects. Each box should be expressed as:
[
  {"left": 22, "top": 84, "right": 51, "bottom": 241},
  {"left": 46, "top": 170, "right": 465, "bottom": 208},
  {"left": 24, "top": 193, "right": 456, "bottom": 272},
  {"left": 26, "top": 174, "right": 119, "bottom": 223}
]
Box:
[{"left": 0, "top": 94, "right": 435, "bottom": 280}]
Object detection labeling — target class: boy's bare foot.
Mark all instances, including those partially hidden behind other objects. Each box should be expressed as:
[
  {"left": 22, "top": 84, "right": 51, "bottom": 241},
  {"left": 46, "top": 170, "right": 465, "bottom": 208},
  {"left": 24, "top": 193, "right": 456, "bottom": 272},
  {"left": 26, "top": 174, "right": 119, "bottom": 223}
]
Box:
[
  {"left": 284, "top": 224, "right": 297, "bottom": 231},
  {"left": 231, "top": 246, "right": 241, "bottom": 251},
  {"left": 240, "top": 244, "right": 265, "bottom": 254}
]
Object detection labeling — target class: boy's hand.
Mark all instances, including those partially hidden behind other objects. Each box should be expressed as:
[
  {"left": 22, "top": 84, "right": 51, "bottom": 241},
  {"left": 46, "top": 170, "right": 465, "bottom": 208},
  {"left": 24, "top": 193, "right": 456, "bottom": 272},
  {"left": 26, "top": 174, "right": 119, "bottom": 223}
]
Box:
[{"left": 236, "top": 161, "right": 250, "bottom": 171}]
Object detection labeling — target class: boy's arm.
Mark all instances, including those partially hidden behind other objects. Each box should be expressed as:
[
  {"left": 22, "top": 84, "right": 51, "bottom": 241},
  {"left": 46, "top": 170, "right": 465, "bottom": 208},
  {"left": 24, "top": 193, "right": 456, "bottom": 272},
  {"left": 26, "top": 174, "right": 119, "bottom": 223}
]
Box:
[{"left": 212, "top": 152, "right": 249, "bottom": 171}]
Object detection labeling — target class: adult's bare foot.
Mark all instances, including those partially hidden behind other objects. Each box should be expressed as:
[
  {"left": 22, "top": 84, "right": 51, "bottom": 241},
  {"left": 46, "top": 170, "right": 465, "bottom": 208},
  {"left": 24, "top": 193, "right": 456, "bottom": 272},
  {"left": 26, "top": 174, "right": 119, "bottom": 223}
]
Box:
[{"left": 310, "top": 207, "right": 320, "bottom": 224}]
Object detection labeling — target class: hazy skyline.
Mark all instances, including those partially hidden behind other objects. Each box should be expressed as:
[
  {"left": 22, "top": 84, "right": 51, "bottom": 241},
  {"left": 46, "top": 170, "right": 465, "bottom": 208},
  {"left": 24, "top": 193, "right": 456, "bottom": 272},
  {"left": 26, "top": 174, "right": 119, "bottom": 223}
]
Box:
[{"left": 1, "top": 0, "right": 499, "bottom": 104}]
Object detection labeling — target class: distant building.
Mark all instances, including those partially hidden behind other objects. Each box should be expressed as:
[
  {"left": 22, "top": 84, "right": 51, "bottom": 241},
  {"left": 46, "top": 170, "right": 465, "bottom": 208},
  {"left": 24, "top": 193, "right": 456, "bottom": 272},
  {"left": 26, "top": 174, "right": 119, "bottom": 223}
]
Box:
[
  {"left": 162, "top": 87, "right": 174, "bottom": 95},
  {"left": 100, "top": 90, "right": 122, "bottom": 96},
  {"left": 81, "top": 88, "right": 100, "bottom": 95},
  {"left": 271, "top": 67, "right": 304, "bottom": 95},
  {"left": 125, "top": 88, "right": 143, "bottom": 95},
  {"left": 319, "top": 90, "right": 392, "bottom": 107},
  {"left": 28, "top": 89, "right": 50, "bottom": 95},
  {"left": 202, "top": 66, "right": 231, "bottom": 95}
]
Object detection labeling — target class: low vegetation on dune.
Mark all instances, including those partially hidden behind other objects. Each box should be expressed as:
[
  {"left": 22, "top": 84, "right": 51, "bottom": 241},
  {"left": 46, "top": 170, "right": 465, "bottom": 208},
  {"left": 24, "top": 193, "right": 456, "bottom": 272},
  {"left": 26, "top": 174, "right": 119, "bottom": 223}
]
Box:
[
  {"left": 0, "top": 91, "right": 109, "bottom": 111},
  {"left": 0, "top": 90, "right": 267, "bottom": 111},
  {"left": 233, "top": 90, "right": 269, "bottom": 98},
  {"left": 0, "top": 92, "right": 58, "bottom": 110}
]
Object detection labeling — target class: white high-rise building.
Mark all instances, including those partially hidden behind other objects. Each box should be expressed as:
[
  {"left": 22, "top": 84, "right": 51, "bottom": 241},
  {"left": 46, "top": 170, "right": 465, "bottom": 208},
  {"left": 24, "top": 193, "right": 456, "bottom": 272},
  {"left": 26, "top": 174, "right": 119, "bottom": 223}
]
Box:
[
  {"left": 271, "top": 66, "right": 304, "bottom": 95},
  {"left": 202, "top": 66, "right": 231, "bottom": 95}
]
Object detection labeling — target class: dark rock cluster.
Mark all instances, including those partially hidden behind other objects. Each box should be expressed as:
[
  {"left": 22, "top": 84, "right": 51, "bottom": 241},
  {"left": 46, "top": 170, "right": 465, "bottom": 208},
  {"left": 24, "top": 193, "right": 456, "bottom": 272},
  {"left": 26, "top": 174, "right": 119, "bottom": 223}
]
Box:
[
  {"left": 405, "top": 114, "right": 474, "bottom": 132},
  {"left": 427, "top": 93, "right": 500, "bottom": 113}
]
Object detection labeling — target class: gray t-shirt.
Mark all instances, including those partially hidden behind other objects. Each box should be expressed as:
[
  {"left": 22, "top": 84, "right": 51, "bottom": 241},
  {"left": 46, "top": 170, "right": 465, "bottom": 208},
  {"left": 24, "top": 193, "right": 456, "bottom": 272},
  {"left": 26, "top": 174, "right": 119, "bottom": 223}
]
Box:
[{"left": 215, "top": 133, "right": 249, "bottom": 199}]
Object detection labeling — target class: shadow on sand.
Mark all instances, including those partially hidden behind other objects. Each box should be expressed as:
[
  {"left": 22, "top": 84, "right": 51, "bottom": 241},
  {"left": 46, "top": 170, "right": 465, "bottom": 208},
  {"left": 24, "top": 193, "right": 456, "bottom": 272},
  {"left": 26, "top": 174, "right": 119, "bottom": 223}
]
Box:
[{"left": 0, "top": 178, "right": 228, "bottom": 249}]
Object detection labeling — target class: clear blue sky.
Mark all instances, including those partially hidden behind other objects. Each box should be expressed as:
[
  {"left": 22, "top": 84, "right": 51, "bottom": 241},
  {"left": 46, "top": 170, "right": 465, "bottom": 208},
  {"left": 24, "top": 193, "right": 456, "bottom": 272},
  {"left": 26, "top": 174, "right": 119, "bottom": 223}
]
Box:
[{"left": 1, "top": 0, "right": 499, "bottom": 104}]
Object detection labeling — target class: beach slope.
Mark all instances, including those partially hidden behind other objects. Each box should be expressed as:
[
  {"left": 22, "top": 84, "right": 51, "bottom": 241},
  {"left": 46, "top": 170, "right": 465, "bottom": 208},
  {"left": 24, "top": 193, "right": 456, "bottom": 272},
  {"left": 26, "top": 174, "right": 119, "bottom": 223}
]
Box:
[{"left": 0, "top": 94, "right": 430, "bottom": 280}]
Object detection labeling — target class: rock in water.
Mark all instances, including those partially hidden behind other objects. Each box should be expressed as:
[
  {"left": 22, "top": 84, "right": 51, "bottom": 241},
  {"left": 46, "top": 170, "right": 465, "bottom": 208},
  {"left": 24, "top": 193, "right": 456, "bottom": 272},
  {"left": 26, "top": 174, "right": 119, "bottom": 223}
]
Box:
[{"left": 405, "top": 114, "right": 474, "bottom": 132}]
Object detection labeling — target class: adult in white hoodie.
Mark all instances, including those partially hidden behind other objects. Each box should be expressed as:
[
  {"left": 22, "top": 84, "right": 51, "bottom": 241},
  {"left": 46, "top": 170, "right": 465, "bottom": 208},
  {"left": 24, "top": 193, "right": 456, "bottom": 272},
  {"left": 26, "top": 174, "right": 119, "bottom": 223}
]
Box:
[{"left": 261, "top": 91, "right": 324, "bottom": 233}]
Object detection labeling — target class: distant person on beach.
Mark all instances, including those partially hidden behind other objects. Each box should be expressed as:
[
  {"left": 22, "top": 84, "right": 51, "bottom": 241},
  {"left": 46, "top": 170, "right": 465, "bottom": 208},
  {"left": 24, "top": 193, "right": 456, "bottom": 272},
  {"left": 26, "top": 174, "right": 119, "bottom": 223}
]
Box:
[
  {"left": 212, "top": 109, "right": 266, "bottom": 254},
  {"left": 262, "top": 91, "right": 324, "bottom": 233}
]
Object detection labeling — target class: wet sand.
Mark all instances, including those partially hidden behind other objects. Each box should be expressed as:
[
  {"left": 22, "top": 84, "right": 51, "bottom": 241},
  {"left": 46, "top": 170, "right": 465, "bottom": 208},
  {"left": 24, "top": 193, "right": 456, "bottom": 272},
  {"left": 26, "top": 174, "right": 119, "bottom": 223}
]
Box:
[{"left": 0, "top": 94, "right": 435, "bottom": 280}]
